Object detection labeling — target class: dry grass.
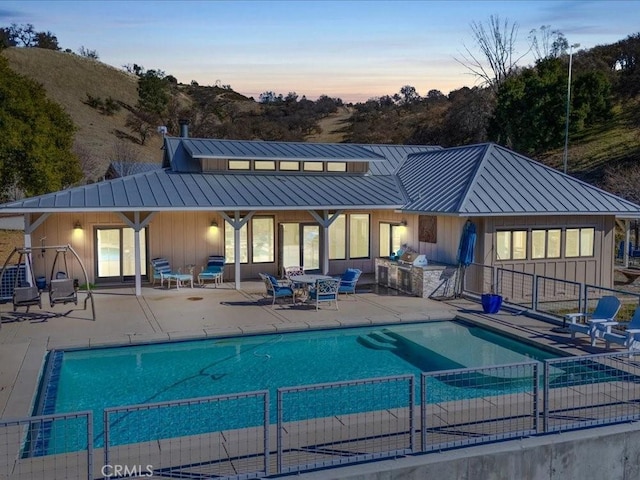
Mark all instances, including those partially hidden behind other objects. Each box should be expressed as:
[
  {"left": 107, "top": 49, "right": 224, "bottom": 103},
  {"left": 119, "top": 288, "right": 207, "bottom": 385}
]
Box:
[
  {"left": 2, "top": 47, "right": 163, "bottom": 179},
  {"left": 0, "top": 230, "right": 25, "bottom": 264},
  {"left": 538, "top": 99, "right": 640, "bottom": 184}
]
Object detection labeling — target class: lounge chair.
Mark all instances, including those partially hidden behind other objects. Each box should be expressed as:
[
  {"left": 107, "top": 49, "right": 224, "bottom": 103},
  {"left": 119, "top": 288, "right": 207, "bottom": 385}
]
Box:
[
  {"left": 595, "top": 305, "right": 640, "bottom": 352},
  {"left": 198, "top": 255, "right": 225, "bottom": 287},
  {"left": 260, "top": 273, "right": 295, "bottom": 308},
  {"left": 150, "top": 257, "right": 179, "bottom": 287},
  {"left": 566, "top": 295, "right": 621, "bottom": 346},
  {"left": 308, "top": 278, "right": 340, "bottom": 311},
  {"left": 335, "top": 268, "right": 362, "bottom": 298}
]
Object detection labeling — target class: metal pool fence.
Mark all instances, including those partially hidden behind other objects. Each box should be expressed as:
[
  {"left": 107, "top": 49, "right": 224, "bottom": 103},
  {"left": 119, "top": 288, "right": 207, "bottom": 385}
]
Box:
[
  {"left": 0, "top": 411, "right": 92, "bottom": 480},
  {"left": 2, "top": 353, "right": 640, "bottom": 479},
  {"left": 464, "top": 263, "right": 640, "bottom": 318}
]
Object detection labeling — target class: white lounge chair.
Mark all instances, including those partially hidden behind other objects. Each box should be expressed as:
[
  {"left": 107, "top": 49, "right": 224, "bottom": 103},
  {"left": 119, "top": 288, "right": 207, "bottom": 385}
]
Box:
[
  {"left": 566, "top": 295, "right": 621, "bottom": 346},
  {"left": 595, "top": 305, "right": 640, "bottom": 352}
]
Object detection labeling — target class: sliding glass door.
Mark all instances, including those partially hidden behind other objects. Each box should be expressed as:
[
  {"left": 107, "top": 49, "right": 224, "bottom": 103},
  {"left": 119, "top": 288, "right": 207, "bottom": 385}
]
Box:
[{"left": 95, "top": 227, "right": 146, "bottom": 282}]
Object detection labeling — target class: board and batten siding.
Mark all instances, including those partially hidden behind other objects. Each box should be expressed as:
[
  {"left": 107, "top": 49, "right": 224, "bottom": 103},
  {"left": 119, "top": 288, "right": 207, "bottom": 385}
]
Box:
[{"left": 479, "top": 215, "right": 615, "bottom": 289}]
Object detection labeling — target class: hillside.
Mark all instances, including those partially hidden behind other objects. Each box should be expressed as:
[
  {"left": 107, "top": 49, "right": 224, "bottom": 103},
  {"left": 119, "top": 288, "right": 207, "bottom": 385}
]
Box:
[
  {"left": 2, "top": 47, "right": 164, "bottom": 179},
  {"left": 3, "top": 46, "right": 638, "bottom": 194}
]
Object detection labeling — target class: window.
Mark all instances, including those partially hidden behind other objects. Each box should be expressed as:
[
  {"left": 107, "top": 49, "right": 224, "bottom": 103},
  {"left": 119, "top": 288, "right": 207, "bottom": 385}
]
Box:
[
  {"left": 548, "top": 229, "right": 561, "bottom": 258},
  {"left": 496, "top": 230, "right": 526, "bottom": 260},
  {"left": 350, "top": 214, "right": 370, "bottom": 259},
  {"left": 379, "top": 222, "right": 403, "bottom": 257},
  {"left": 329, "top": 214, "right": 346, "bottom": 259},
  {"left": 531, "top": 230, "right": 546, "bottom": 259},
  {"left": 532, "top": 229, "right": 562, "bottom": 259},
  {"left": 254, "top": 160, "right": 275, "bottom": 170},
  {"left": 327, "top": 162, "right": 347, "bottom": 172},
  {"left": 252, "top": 217, "right": 274, "bottom": 263},
  {"left": 225, "top": 221, "right": 248, "bottom": 263},
  {"left": 280, "top": 161, "right": 300, "bottom": 171},
  {"left": 228, "top": 160, "right": 250, "bottom": 170},
  {"left": 303, "top": 162, "right": 323, "bottom": 171},
  {"left": 566, "top": 227, "right": 594, "bottom": 258}
]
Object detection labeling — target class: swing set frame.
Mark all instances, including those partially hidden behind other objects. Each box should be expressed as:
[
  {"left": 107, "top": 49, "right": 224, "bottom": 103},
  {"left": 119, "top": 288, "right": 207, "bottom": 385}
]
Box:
[{"left": 0, "top": 244, "right": 96, "bottom": 326}]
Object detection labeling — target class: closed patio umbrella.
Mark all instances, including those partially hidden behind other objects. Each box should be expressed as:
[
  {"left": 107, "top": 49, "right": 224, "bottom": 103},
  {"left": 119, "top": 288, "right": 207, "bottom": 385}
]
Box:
[{"left": 455, "top": 220, "right": 476, "bottom": 296}]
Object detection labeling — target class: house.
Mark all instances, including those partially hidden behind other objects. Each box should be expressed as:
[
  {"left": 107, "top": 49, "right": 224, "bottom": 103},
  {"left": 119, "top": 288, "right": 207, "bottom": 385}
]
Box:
[{"left": 0, "top": 127, "right": 638, "bottom": 297}]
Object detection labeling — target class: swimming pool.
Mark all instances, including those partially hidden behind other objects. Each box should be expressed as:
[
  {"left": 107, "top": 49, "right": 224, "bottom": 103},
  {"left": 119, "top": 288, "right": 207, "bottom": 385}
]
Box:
[{"left": 33, "top": 319, "right": 562, "bottom": 453}]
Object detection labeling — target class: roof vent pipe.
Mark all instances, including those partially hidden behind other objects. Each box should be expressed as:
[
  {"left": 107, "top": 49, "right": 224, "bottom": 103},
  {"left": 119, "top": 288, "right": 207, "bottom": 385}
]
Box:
[{"left": 179, "top": 119, "right": 189, "bottom": 138}]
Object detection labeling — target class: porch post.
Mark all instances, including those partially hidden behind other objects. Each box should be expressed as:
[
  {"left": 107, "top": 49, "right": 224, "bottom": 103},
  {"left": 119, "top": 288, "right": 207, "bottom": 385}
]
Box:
[
  {"left": 134, "top": 212, "right": 142, "bottom": 296},
  {"left": 23, "top": 214, "right": 33, "bottom": 285},
  {"left": 625, "top": 219, "right": 631, "bottom": 268}
]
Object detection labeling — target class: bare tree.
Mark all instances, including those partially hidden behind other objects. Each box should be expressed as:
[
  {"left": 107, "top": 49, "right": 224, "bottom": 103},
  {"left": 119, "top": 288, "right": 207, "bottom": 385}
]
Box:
[
  {"left": 110, "top": 140, "right": 142, "bottom": 176},
  {"left": 604, "top": 163, "right": 640, "bottom": 205},
  {"left": 457, "top": 15, "right": 529, "bottom": 93},
  {"left": 73, "top": 143, "right": 103, "bottom": 183},
  {"left": 529, "top": 25, "right": 568, "bottom": 61}
]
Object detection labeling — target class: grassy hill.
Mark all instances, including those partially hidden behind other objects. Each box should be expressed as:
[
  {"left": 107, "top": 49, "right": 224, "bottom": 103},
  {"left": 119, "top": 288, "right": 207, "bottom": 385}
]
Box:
[{"left": 2, "top": 47, "right": 165, "bottom": 179}]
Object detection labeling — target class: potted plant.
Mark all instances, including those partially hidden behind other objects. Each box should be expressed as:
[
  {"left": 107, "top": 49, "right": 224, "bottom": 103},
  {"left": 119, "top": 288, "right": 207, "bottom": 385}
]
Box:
[{"left": 481, "top": 290, "right": 503, "bottom": 314}]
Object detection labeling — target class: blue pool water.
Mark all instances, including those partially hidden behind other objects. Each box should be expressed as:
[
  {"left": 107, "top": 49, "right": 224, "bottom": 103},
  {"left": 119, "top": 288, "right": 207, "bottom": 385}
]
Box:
[{"left": 34, "top": 320, "right": 562, "bottom": 454}]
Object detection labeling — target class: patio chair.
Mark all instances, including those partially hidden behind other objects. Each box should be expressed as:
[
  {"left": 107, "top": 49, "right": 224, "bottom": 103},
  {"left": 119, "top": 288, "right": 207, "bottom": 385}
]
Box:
[
  {"left": 595, "top": 305, "right": 640, "bottom": 352},
  {"left": 308, "top": 277, "right": 340, "bottom": 311},
  {"left": 198, "top": 255, "right": 225, "bottom": 287},
  {"left": 260, "top": 273, "right": 295, "bottom": 308},
  {"left": 566, "top": 295, "right": 621, "bottom": 346},
  {"left": 283, "top": 266, "right": 305, "bottom": 295},
  {"left": 150, "top": 257, "right": 179, "bottom": 287},
  {"left": 335, "top": 268, "right": 362, "bottom": 298}
]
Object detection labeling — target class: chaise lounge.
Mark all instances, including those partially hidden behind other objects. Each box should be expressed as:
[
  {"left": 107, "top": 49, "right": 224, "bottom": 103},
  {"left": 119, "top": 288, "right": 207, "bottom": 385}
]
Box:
[{"left": 566, "top": 295, "right": 621, "bottom": 346}]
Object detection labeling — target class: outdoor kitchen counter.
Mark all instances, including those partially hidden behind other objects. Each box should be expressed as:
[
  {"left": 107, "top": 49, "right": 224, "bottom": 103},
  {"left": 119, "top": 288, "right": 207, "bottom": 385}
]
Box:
[{"left": 374, "top": 257, "right": 458, "bottom": 298}]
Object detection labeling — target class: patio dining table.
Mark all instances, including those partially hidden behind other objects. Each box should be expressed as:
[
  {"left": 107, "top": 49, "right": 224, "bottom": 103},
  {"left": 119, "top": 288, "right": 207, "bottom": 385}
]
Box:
[{"left": 289, "top": 274, "right": 332, "bottom": 302}]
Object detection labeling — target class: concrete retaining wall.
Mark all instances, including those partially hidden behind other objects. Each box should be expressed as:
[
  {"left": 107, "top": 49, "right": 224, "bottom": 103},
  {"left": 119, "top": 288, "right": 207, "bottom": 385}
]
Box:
[{"left": 297, "top": 423, "right": 640, "bottom": 480}]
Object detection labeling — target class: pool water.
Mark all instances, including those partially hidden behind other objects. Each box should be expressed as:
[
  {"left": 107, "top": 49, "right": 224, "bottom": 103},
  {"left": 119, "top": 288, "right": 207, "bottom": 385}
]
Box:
[{"left": 34, "top": 320, "right": 562, "bottom": 454}]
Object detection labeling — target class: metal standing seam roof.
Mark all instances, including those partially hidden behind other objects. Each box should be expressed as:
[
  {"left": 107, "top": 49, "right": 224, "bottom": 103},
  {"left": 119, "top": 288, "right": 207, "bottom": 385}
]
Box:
[
  {"left": 0, "top": 170, "right": 406, "bottom": 212},
  {"left": 2, "top": 140, "right": 639, "bottom": 216},
  {"left": 398, "top": 143, "right": 640, "bottom": 216},
  {"left": 180, "top": 138, "right": 388, "bottom": 162}
]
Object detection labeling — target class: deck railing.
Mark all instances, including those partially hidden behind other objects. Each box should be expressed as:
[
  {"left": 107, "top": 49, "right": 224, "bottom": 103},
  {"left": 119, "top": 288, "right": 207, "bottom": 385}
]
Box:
[
  {"left": 465, "top": 263, "right": 640, "bottom": 319},
  {"left": 3, "top": 353, "right": 640, "bottom": 479}
]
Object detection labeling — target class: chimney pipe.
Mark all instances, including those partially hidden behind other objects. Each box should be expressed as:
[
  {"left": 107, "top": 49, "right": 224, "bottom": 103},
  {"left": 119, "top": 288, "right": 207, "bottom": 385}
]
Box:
[{"left": 179, "top": 119, "right": 189, "bottom": 138}]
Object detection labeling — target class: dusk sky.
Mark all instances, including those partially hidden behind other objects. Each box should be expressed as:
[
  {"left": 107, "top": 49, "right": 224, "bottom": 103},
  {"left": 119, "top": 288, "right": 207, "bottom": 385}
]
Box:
[{"left": 1, "top": 0, "right": 638, "bottom": 103}]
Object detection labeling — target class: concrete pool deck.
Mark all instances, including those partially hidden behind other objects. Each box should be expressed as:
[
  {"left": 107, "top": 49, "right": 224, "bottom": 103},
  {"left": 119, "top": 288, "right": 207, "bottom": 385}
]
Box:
[{"left": 0, "top": 280, "right": 604, "bottom": 421}]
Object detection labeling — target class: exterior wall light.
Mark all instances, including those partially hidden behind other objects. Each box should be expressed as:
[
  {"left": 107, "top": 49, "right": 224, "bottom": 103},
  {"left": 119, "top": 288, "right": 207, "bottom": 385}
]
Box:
[
  {"left": 74, "top": 221, "right": 82, "bottom": 230},
  {"left": 210, "top": 220, "right": 219, "bottom": 228},
  {"left": 401, "top": 219, "right": 408, "bottom": 227}
]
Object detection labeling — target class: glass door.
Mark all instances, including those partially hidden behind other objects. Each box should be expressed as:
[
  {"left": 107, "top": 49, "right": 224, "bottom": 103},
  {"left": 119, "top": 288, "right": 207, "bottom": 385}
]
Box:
[
  {"left": 279, "top": 223, "right": 321, "bottom": 273},
  {"left": 302, "top": 225, "right": 320, "bottom": 271},
  {"left": 96, "top": 227, "right": 146, "bottom": 282}
]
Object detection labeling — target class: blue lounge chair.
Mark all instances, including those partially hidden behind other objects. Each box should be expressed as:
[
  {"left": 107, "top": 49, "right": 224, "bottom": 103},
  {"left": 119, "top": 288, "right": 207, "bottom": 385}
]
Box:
[
  {"left": 260, "top": 273, "right": 295, "bottom": 308},
  {"left": 336, "top": 268, "right": 362, "bottom": 298},
  {"left": 198, "top": 255, "right": 225, "bottom": 287},
  {"left": 566, "top": 295, "right": 621, "bottom": 346},
  {"left": 594, "top": 305, "right": 640, "bottom": 352},
  {"left": 150, "top": 257, "right": 179, "bottom": 287}
]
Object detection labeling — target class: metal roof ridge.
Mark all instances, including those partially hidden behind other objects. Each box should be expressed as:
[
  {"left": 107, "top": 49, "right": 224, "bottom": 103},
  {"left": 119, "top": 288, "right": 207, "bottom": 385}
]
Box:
[{"left": 452, "top": 143, "right": 492, "bottom": 213}]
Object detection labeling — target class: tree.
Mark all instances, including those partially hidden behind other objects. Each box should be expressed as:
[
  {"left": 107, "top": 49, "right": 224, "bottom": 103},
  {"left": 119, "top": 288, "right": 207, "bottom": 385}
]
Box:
[
  {"left": 457, "top": 15, "right": 529, "bottom": 93},
  {"left": 529, "top": 25, "right": 568, "bottom": 61},
  {"left": 0, "top": 57, "right": 82, "bottom": 200},
  {"left": 137, "top": 69, "right": 169, "bottom": 117},
  {"left": 8, "top": 23, "right": 37, "bottom": 47},
  {"left": 398, "top": 85, "right": 420, "bottom": 106},
  {"left": 0, "top": 28, "right": 17, "bottom": 50},
  {"left": 35, "top": 31, "right": 59, "bottom": 50},
  {"left": 489, "top": 57, "right": 567, "bottom": 153},
  {"left": 78, "top": 46, "right": 99, "bottom": 59}
]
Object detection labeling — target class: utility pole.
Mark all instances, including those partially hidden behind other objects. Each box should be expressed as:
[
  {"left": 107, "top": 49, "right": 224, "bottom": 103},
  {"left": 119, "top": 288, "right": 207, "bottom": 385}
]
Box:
[{"left": 563, "top": 43, "right": 580, "bottom": 175}]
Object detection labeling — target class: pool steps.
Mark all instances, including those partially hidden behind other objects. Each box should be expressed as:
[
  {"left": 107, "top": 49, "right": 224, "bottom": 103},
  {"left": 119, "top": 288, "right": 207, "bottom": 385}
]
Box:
[{"left": 357, "top": 330, "right": 398, "bottom": 351}]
